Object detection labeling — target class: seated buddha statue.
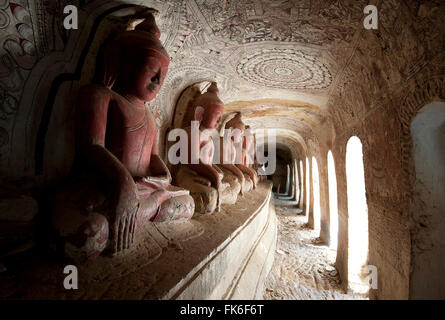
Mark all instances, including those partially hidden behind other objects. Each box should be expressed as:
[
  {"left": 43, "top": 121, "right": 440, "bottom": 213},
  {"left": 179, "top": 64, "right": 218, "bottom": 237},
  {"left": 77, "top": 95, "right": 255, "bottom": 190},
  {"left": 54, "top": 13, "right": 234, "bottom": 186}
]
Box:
[
  {"left": 217, "top": 113, "right": 250, "bottom": 195},
  {"left": 223, "top": 113, "right": 259, "bottom": 191},
  {"left": 172, "top": 82, "right": 240, "bottom": 214},
  {"left": 242, "top": 125, "right": 260, "bottom": 186},
  {"left": 50, "top": 11, "right": 195, "bottom": 260}
]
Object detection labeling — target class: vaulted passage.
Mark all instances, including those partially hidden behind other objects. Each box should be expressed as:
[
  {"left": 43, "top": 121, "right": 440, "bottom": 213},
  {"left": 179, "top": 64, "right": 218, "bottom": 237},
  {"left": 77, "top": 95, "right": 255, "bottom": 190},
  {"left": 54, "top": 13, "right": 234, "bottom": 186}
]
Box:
[{"left": 0, "top": 0, "right": 445, "bottom": 301}]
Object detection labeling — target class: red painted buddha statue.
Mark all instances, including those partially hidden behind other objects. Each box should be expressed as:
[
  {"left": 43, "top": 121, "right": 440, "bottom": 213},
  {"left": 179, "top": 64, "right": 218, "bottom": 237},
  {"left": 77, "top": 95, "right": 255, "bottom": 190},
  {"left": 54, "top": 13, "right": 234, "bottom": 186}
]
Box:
[{"left": 51, "top": 12, "right": 195, "bottom": 260}]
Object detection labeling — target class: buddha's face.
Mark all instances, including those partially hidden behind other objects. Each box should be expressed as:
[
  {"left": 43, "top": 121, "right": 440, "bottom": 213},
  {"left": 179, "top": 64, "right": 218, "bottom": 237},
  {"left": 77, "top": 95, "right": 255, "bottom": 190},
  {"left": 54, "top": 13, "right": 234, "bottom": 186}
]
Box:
[
  {"left": 120, "top": 50, "right": 169, "bottom": 102},
  {"left": 231, "top": 127, "right": 244, "bottom": 143},
  {"left": 226, "top": 116, "right": 245, "bottom": 143},
  {"left": 201, "top": 102, "right": 223, "bottom": 130}
]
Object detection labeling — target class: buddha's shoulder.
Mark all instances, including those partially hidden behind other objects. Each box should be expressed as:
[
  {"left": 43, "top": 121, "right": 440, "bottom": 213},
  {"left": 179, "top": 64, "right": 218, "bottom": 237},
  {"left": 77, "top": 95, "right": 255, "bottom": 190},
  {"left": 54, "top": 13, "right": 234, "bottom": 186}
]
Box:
[{"left": 78, "top": 84, "right": 113, "bottom": 100}]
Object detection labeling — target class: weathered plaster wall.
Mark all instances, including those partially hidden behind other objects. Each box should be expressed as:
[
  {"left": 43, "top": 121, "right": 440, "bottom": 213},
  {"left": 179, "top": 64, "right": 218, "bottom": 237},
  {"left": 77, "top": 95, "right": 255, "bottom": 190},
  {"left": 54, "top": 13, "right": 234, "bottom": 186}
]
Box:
[
  {"left": 409, "top": 102, "right": 445, "bottom": 299},
  {"left": 327, "top": 0, "right": 445, "bottom": 299}
]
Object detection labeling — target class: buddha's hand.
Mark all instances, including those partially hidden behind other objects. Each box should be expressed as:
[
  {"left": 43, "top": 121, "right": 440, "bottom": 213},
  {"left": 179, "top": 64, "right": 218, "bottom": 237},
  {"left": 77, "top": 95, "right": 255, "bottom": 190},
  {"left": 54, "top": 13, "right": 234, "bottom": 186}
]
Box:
[
  {"left": 142, "top": 175, "right": 170, "bottom": 190},
  {"left": 216, "top": 171, "right": 224, "bottom": 191},
  {"left": 193, "top": 176, "right": 211, "bottom": 187},
  {"left": 237, "top": 172, "right": 245, "bottom": 195},
  {"left": 112, "top": 183, "right": 139, "bottom": 253}
]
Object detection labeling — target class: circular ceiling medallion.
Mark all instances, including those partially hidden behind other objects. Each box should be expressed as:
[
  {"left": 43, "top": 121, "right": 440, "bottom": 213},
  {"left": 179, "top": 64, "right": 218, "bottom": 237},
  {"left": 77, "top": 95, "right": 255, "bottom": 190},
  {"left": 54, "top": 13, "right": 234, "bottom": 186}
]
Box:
[{"left": 236, "top": 49, "right": 332, "bottom": 90}]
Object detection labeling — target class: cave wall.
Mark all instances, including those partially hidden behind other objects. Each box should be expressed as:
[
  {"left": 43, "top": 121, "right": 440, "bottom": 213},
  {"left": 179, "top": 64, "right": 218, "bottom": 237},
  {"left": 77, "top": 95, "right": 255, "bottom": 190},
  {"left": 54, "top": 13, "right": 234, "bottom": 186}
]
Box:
[
  {"left": 409, "top": 102, "right": 445, "bottom": 299},
  {"left": 327, "top": 0, "right": 445, "bottom": 299}
]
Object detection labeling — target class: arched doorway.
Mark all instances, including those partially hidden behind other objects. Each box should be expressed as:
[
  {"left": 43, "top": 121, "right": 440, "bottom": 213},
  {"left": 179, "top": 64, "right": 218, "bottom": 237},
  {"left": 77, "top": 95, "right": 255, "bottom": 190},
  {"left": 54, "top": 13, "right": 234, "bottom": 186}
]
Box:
[
  {"left": 410, "top": 101, "right": 445, "bottom": 299},
  {"left": 346, "top": 136, "right": 369, "bottom": 294},
  {"left": 328, "top": 151, "right": 338, "bottom": 250}
]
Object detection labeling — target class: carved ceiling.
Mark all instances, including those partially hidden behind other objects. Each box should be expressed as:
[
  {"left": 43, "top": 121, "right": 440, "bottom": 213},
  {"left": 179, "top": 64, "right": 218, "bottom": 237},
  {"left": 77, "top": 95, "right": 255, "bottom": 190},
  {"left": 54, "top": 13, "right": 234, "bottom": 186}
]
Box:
[
  {"left": 145, "top": 0, "right": 367, "bottom": 149},
  {"left": 0, "top": 0, "right": 368, "bottom": 168},
  {"left": 138, "top": 0, "right": 366, "bottom": 148},
  {"left": 236, "top": 48, "right": 332, "bottom": 90}
]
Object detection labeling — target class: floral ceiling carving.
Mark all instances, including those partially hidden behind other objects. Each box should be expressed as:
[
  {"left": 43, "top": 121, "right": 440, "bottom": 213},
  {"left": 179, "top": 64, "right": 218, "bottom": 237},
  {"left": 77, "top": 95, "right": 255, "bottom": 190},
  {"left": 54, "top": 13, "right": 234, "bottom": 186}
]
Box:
[
  {"left": 0, "top": 0, "right": 369, "bottom": 168},
  {"left": 236, "top": 48, "right": 332, "bottom": 90}
]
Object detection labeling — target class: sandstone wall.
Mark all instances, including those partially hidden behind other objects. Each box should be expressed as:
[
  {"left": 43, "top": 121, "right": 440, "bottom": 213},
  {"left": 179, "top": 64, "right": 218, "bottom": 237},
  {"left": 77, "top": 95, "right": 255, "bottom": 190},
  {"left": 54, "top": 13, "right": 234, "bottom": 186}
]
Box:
[{"left": 327, "top": 0, "right": 445, "bottom": 299}]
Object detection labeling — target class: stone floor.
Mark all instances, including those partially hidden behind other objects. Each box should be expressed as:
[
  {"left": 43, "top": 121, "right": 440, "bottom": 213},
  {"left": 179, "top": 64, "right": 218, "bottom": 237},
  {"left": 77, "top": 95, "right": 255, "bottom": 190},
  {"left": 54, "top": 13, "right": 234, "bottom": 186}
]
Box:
[
  {"left": 0, "top": 183, "right": 273, "bottom": 300},
  {"left": 263, "top": 202, "right": 366, "bottom": 300}
]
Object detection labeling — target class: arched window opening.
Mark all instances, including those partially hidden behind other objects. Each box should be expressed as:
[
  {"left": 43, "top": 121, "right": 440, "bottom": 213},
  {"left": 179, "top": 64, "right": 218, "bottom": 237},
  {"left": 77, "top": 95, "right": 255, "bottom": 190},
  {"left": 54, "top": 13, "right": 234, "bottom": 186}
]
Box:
[
  {"left": 305, "top": 157, "right": 310, "bottom": 220},
  {"left": 312, "top": 156, "right": 321, "bottom": 232},
  {"left": 299, "top": 160, "right": 304, "bottom": 208},
  {"left": 328, "top": 151, "right": 338, "bottom": 251},
  {"left": 346, "top": 136, "right": 369, "bottom": 294},
  {"left": 294, "top": 159, "right": 299, "bottom": 203},
  {"left": 410, "top": 101, "right": 445, "bottom": 299}
]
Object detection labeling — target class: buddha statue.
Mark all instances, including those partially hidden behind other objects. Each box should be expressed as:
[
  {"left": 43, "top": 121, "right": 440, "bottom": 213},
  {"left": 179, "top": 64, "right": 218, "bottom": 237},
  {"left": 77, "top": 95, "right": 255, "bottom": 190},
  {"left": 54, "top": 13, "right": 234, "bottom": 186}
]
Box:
[
  {"left": 224, "top": 114, "right": 259, "bottom": 190},
  {"left": 217, "top": 113, "right": 250, "bottom": 195},
  {"left": 50, "top": 11, "right": 195, "bottom": 260},
  {"left": 172, "top": 82, "right": 240, "bottom": 214},
  {"left": 242, "top": 125, "right": 261, "bottom": 184}
]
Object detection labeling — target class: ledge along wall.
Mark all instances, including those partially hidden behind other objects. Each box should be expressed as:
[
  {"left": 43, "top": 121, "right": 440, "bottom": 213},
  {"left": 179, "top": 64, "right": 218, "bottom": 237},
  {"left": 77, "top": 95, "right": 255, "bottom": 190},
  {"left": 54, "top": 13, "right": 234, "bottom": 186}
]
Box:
[{"left": 165, "top": 182, "right": 277, "bottom": 300}]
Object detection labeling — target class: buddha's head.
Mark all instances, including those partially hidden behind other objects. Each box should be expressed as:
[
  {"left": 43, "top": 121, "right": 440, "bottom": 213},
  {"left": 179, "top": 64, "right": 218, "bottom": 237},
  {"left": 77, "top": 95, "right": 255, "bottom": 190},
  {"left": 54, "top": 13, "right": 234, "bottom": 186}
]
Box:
[
  {"left": 225, "top": 112, "right": 245, "bottom": 143},
  {"left": 102, "top": 13, "right": 169, "bottom": 102},
  {"left": 193, "top": 82, "right": 224, "bottom": 130}
]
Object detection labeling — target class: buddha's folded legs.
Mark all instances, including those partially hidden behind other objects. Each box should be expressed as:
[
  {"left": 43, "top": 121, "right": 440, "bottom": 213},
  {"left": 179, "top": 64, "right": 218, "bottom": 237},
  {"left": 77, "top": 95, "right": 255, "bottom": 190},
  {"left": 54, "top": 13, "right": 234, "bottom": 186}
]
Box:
[
  {"left": 51, "top": 174, "right": 196, "bottom": 260},
  {"left": 175, "top": 166, "right": 218, "bottom": 214},
  {"left": 63, "top": 212, "right": 109, "bottom": 260},
  {"left": 136, "top": 188, "right": 195, "bottom": 223},
  {"left": 219, "top": 167, "right": 241, "bottom": 205},
  {"left": 51, "top": 179, "right": 110, "bottom": 260},
  {"left": 153, "top": 194, "right": 195, "bottom": 222},
  {"left": 242, "top": 173, "right": 253, "bottom": 193}
]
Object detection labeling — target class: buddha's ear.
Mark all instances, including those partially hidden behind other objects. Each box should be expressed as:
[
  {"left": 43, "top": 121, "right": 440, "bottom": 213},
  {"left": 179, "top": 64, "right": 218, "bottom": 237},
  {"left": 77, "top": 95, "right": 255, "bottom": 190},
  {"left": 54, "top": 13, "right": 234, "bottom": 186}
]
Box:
[{"left": 194, "top": 106, "right": 205, "bottom": 122}]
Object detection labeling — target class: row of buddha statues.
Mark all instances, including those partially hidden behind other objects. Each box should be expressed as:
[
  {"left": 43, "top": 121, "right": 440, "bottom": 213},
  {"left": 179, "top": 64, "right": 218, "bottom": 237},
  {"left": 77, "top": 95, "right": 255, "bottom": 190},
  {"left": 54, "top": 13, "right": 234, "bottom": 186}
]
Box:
[{"left": 50, "top": 10, "right": 265, "bottom": 260}]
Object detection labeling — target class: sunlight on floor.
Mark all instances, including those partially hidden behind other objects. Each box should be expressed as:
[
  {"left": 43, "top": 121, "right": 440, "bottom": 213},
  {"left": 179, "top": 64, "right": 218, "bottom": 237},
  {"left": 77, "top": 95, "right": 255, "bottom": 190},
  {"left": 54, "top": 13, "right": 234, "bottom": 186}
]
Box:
[{"left": 264, "top": 203, "right": 367, "bottom": 300}]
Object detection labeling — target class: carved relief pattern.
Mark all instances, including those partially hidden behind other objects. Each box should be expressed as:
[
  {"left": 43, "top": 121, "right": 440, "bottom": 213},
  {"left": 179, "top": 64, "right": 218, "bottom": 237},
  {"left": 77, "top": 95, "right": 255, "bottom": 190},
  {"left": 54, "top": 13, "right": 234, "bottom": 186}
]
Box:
[
  {"left": 236, "top": 48, "right": 332, "bottom": 90},
  {"left": 148, "top": 0, "right": 367, "bottom": 138},
  {"left": 326, "top": 1, "right": 445, "bottom": 282},
  {"left": 194, "top": 0, "right": 364, "bottom": 46},
  {"left": 0, "top": 0, "right": 371, "bottom": 167},
  {"left": 0, "top": 0, "right": 37, "bottom": 160}
]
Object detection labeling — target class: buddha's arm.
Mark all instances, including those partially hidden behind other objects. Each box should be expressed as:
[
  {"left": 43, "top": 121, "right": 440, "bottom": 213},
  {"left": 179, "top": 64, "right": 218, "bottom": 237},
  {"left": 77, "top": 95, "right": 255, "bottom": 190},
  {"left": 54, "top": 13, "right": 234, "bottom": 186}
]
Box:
[
  {"left": 219, "top": 141, "right": 245, "bottom": 186},
  {"left": 78, "top": 85, "right": 137, "bottom": 197},
  {"left": 140, "top": 131, "right": 189, "bottom": 197},
  {"left": 140, "top": 153, "right": 171, "bottom": 191},
  {"left": 77, "top": 85, "right": 137, "bottom": 251},
  {"left": 221, "top": 163, "right": 245, "bottom": 183},
  {"left": 184, "top": 128, "right": 222, "bottom": 189},
  {"left": 189, "top": 163, "right": 222, "bottom": 190},
  {"left": 142, "top": 131, "right": 169, "bottom": 188},
  {"left": 236, "top": 163, "right": 258, "bottom": 188}
]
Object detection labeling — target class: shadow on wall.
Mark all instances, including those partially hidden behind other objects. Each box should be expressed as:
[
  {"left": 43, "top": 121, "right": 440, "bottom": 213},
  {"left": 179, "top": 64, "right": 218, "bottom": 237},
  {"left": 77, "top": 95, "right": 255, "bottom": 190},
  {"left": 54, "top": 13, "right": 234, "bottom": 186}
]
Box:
[{"left": 410, "top": 101, "right": 445, "bottom": 299}]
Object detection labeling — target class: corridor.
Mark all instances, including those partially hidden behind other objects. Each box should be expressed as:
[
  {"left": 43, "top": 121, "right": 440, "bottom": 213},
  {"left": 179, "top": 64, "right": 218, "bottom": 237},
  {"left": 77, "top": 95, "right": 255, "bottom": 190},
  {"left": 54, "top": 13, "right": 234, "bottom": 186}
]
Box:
[{"left": 264, "top": 203, "right": 365, "bottom": 300}]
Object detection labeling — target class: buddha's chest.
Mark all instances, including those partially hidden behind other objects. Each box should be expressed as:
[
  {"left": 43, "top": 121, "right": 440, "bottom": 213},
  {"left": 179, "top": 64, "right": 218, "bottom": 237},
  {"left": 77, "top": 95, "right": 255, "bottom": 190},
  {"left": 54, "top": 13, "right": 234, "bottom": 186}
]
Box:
[{"left": 106, "top": 99, "right": 157, "bottom": 175}]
